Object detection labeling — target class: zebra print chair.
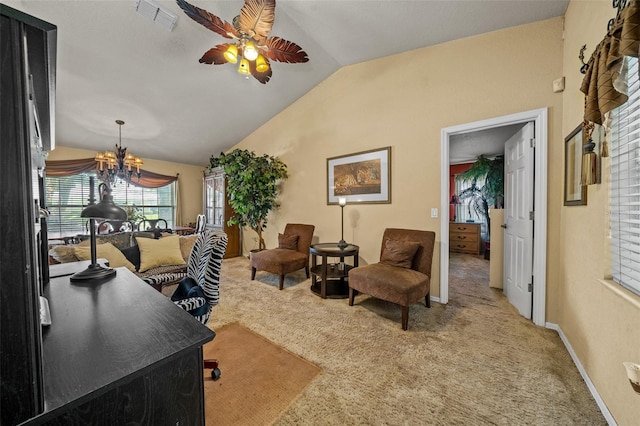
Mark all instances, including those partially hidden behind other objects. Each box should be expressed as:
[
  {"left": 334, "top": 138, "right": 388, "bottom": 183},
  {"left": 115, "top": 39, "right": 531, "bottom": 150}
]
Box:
[
  {"left": 169, "top": 229, "right": 228, "bottom": 379},
  {"left": 170, "top": 230, "right": 227, "bottom": 323}
]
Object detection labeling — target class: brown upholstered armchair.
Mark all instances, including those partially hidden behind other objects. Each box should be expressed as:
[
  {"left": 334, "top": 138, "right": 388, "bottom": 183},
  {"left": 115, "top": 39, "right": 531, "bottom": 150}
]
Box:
[
  {"left": 251, "top": 224, "right": 315, "bottom": 290},
  {"left": 348, "top": 228, "right": 436, "bottom": 330}
]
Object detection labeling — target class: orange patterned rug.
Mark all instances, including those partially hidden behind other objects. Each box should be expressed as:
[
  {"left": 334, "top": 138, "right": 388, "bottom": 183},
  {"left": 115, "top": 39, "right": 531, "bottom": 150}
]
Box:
[{"left": 203, "top": 322, "right": 321, "bottom": 426}]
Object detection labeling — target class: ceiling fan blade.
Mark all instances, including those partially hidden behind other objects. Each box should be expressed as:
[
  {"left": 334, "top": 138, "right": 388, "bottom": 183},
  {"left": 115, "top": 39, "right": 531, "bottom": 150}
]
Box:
[
  {"left": 239, "top": 0, "right": 275, "bottom": 44},
  {"left": 199, "top": 44, "right": 233, "bottom": 65},
  {"left": 176, "top": 0, "right": 239, "bottom": 39},
  {"left": 250, "top": 57, "right": 272, "bottom": 84},
  {"left": 263, "top": 37, "right": 309, "bottom": 63}
]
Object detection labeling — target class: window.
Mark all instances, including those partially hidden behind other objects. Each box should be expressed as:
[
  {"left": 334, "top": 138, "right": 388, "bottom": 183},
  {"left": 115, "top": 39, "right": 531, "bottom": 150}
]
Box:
[
  {"left": 610, "top": 56, "right": 640, "bottom": 296},
  {"left": 45, "top": 172, "right": 176, "bottom": 238}
]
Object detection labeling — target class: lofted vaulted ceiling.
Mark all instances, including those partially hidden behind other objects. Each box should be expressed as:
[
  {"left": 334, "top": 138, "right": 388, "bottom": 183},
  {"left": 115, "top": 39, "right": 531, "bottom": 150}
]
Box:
[{"left": 4, "top": 0, "right": 568, "bottom": 166}]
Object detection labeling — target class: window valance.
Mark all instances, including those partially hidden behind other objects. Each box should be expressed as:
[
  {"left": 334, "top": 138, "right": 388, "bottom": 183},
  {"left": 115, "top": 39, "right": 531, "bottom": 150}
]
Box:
[
  {"left": 45, "top": 158, "right": 178, "bottom": 189},
  {"left": 581, "top": 0, "right": 640, "bottom": 125}
]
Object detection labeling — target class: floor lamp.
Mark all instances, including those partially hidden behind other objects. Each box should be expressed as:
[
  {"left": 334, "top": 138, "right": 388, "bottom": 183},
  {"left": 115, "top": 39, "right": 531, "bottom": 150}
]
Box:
[{"left": 70, "top": 179, "right": 127, "bottom": 282}]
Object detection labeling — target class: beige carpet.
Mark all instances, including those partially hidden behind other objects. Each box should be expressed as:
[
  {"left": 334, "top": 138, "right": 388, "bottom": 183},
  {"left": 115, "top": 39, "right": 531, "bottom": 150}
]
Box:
[
  {"left": 203, "top": 322, "right": 321, "bottom": 426},
  {"left": 201, "top": 254, "right": 605, "bottom": 425}
]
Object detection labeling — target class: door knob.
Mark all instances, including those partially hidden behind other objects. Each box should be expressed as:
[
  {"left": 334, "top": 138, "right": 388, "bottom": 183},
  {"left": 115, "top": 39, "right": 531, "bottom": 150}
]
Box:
[{"left": 501, "top": 224, "right": 508, "bottom": 229}]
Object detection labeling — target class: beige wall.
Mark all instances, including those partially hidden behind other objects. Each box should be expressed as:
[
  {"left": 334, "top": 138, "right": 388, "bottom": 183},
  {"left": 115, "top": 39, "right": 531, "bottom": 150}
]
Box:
[
  {"left": 562, "top": 1, "right": 640, "bottom": 423},
  {"left": 47, "top": 146, "right": 205, "bottom": 226},
  {"left": 234, "top": 18, "right": 564, "bottom": 303}
]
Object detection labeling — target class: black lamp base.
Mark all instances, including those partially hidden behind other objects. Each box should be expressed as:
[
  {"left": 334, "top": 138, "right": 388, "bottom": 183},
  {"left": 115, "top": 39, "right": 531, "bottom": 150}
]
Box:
[
  {"left": 70, "top": 264, "right": 117, "bottom": 282},
  {"left": 337, "top": 240, "right": 348, "bottom": 250}
]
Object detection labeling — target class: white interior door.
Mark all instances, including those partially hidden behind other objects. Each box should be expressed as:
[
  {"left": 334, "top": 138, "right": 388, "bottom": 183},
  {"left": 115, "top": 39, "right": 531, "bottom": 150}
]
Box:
[{"left": 503, "top": 122, "right": 534, "bottom": 318}]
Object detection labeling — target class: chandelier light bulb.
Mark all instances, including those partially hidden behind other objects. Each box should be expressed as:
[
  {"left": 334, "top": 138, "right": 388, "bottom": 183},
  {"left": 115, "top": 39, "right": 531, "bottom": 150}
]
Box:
[{"left": 243, "top": 41, "right": 258, "bottom": 61}]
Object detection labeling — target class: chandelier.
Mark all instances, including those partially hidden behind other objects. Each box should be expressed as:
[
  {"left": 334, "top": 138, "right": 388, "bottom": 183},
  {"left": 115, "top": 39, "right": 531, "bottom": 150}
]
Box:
[{"left": 95, "top": 120, "right": 143, "bottom": 185}]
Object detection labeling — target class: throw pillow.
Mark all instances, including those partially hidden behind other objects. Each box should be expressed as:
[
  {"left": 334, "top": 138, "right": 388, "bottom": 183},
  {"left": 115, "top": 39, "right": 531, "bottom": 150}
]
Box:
[
  {"left": 74, "top": 242, "right": 136, "bottom": 272},
  {"left": 278, "top": 233, "right": 299, "bottom": 251},
  {"left": 49, "top": 245, "right": 79, "bottom": 264},
  {"left": 120, "top": 245, "right": 141, "bottom": 271},
  {"left": 136, "top": 235, "right": 186, "bottom": 272},
  {"left": 380, "top": 239, "right": 420, "bottom": 269},
  {"left": 179, "top": 235, "right": 198, "bottom": 262}
]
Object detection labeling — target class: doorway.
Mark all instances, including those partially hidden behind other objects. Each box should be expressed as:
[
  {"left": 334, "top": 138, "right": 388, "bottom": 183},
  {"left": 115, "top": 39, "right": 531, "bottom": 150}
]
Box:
[{"left": 439, "top": 108, "right": 548, "bottom": 326}]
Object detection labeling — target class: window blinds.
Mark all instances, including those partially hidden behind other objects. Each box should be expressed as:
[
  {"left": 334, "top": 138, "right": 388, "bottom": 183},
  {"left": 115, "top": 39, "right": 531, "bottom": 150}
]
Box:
[
  {"left": 45, "top": 173, "right": 176, "bottom": 238},
  {"left": 610, "top": 56, "right": 640, "bottom": 296}
]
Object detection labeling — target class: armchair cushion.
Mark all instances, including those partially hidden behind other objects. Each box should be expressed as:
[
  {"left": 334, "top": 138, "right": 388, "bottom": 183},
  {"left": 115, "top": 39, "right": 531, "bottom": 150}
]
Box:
[
  {"left": 278, "top": 233, "right": 299, "bottom": 250},
  {"left": 171, "top": 276, "right": 209, "bottom": 318},
  {"left": 252, "top": 248, "right": 308, "bottom": 275},
  {"left": 380, "top": 239, "right": 420, "bottom": 269},
  {"left": 136, "top": 235, "right": 186, "bottom": 272},
  {"left": 349, "top": 263, "right": 429, "bottom": 306}
]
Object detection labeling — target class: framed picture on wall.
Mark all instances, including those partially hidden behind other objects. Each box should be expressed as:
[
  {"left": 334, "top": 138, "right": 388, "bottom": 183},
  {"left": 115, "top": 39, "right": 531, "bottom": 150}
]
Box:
[
  {"left": 327, "top": 147, "right": 391, "bottom": 204},
  {"left": 564, "top": 123, "right": 587, "bottom": 206}
]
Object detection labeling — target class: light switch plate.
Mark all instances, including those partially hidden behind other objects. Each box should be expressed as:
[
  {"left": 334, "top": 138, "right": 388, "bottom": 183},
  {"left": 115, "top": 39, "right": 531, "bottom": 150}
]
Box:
[{"left": 431, "top": 208, "right": 438, "bottom": 218}]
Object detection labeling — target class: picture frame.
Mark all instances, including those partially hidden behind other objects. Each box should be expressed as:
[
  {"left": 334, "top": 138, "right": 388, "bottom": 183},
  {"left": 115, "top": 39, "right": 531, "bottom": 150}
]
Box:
[
  {"left": 564, "top": 123, "right": 587, "bottom": 206},
  {"left": 327, "top": 147, "right": 391, "bottom": 204}
]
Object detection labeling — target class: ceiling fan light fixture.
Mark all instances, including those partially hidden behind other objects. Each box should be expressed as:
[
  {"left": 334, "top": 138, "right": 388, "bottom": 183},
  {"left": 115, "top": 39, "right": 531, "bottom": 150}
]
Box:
[
  {"left": 243, "top": 41, "right": 259, "bottom": 61},
  {"left": 238, "top": 58, "right": 251, "bottom": 75},
  {"left": 255, "top": 55, "right": 269, "bottom": 72},
  {"left": 224, "top": 44, "right": 238, "bottom": 63}
]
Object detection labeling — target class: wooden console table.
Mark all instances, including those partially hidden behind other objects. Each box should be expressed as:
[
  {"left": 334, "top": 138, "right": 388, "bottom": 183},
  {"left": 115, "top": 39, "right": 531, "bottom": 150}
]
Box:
[
  {"left": 310, "top": 243, "right": 359, "bottom": 299},
  {"left": 23, "top": 267, "right": 215, "bottom": 425}
]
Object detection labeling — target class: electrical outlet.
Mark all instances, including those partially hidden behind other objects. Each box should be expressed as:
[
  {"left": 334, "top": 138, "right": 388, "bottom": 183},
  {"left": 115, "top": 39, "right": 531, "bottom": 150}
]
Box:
[{"left": 431, "top": 208, "right": 438, "bottom": 218}]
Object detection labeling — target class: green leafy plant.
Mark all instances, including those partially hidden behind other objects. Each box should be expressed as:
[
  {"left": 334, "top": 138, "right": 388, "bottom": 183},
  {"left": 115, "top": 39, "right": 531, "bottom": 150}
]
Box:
[
  {"left": 210, "top": 149, "right": 288, "bottom": 250},
  {"left": 456, "top": 155, "right": 504, "bottom": 234},
  {"left": 123, "top": 204, "right": 145, "bottom": 223}
]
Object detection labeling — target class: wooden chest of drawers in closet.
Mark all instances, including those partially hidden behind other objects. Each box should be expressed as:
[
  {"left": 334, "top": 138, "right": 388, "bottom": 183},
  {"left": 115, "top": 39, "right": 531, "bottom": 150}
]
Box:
[{"left": 449, "top": 222, "right": 481, "bottom": 255}]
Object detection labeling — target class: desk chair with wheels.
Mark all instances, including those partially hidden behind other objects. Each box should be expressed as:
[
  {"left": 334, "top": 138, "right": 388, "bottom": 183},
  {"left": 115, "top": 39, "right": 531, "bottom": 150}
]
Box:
[{"left": 168, "top": 229, "right": 228, "bottom": 379}]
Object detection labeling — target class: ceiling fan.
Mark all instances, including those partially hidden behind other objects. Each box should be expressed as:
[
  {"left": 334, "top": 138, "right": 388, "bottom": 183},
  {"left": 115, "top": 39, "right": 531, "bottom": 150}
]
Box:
[{"left": 176, "top": 0, "right": 309, "bottom": 84}]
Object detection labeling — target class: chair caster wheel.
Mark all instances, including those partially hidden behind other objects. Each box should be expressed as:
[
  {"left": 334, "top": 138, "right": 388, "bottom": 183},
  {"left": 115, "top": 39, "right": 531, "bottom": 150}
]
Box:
[{"left": 211, "top": 368, "right": 221, "bottom": 380}]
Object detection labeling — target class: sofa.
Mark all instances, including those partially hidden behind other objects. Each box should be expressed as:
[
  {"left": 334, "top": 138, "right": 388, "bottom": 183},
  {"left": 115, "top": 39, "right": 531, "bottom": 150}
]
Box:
[{"left": 49, "top": 231, "right": 198, "bottom": 291}]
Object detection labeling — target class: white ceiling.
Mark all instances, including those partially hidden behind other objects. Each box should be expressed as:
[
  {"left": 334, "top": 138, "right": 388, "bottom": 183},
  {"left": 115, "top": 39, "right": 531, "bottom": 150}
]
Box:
[
  {"left": 4, "top": 0, "right": 569, "bottom": 166},
  {"left": 449, "top": 123, "right": 525, "bottom": 164}
]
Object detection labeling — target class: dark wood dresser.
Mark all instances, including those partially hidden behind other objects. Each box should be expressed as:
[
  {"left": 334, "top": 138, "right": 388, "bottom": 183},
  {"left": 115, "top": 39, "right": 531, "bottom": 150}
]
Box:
[
  {"left": 23, "top": 268, "right": 215, "bottom": 425},
  {"left": 449, "top": 222, "right": 481, "bottom": 255}
]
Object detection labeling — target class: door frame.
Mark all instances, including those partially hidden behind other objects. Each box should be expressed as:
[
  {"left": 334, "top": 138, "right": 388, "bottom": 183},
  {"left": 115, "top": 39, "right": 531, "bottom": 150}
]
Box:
[{"left": 439, "top": 108, "right": 548, "bottom": 326}]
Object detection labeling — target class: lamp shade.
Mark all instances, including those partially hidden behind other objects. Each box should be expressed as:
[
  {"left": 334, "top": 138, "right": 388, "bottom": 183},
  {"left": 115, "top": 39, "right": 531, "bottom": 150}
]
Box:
[
  {"left": 81, "top": 183, "right": 127, "bottom": 220},
  {"left": 224, "top": 44, "right": 238, "bottom": 63},
  {"left": 255, "top": 55, "right": 269, "bottom": 73},
  {"left": 238, "top": 58, "right": 250, "bottom": 75}
]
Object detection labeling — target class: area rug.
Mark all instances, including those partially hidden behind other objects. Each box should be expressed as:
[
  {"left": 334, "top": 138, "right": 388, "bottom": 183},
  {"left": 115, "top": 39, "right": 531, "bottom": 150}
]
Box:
[
  {"left": 202, "top": 255, "right": 606, "bottom": 425},
  {"left": 203, "top": 322, "right": 321, "bottom": 426}
]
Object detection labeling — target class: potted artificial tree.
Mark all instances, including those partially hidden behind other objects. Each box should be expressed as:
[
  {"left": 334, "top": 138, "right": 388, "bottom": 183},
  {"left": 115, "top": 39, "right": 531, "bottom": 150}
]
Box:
[
  {"left": 456, "top": 154, "right": 504, "bottom": 235},
  {"left": 209, "top": 149, "right": 288, "bottom": 254}
]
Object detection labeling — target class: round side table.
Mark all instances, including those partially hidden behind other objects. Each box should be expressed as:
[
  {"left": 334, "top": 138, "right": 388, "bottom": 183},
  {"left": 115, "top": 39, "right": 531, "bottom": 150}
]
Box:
[{"left": 309, "top": 243, "right": 359, "bottom": 299}]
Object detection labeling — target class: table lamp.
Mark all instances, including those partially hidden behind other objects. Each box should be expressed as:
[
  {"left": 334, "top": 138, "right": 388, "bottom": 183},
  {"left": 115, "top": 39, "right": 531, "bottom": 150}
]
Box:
[
  {"left": 337, "top": 197, "right": 348, "bottom": 249},
  {"left": 70, "top": 180, "right": 127, "bottom": 282}
]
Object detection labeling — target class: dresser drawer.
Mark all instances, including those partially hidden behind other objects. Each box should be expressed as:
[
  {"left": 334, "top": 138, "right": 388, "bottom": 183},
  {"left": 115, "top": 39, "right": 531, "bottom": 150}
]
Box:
[
  {"left": 449, "top": 233, "right": 479, "bottom": 244},
  {"left": 450, "top": 224, "right": 479, "bottom": 235},
  {"left": 449, "top": 241, "right": 480, "bottom": 254},
  {"left": 449, "top": 222, "right": 481, "bottom": 255}
]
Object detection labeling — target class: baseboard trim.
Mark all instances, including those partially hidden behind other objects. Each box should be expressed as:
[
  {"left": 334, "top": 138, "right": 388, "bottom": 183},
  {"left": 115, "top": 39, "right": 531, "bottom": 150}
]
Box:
[{"left": 545, "top": 322, "right": 616, "bottom": 425}]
